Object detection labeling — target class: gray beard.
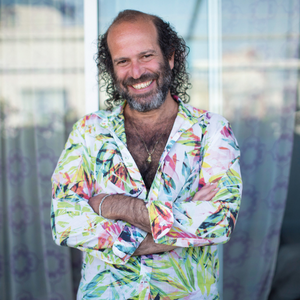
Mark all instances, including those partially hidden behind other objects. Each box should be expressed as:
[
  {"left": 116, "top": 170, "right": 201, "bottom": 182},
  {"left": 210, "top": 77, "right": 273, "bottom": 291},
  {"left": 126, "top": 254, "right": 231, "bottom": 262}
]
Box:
[
  {"left": 115, "top": 62, "right": 172, "bottom": 112},
  {"left": 123, "top": 83, "right": 169, "bottom": 112}
]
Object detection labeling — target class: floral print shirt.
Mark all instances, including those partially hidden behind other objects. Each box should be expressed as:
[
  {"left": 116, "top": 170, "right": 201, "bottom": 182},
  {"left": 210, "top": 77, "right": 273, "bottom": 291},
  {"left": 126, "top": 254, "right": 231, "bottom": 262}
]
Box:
[{"left": 51, "top": 98, "right": 242, "bottom": 300}]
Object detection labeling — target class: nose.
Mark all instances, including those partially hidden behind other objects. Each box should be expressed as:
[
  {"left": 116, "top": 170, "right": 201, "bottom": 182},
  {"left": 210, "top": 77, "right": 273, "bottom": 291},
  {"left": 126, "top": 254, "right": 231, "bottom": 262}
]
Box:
[{"left": 130, "top": 60, "right": 144, "bottom": 79}]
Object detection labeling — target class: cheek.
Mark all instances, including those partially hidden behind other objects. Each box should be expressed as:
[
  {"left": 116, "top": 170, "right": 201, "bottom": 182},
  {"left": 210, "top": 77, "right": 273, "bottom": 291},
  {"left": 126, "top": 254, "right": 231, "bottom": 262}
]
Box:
[
  {"left": 114, "top": 68, "right": 129, "bottom": 83},
  {"left": 112, "top": 71, "right": 123, "bottom": 85},
  {"left": 150, "top": 60, "right": 163, "bottom": 72}
]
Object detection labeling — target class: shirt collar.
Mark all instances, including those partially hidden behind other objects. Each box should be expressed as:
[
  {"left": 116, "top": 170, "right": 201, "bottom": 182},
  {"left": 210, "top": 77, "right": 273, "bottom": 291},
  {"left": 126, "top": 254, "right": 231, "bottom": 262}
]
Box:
[
  {"left": 96, "top": 101, "right": 127, "bottom": 144},
  {"left": 96, "top": 97, "right": 206, "bottom": 144}
]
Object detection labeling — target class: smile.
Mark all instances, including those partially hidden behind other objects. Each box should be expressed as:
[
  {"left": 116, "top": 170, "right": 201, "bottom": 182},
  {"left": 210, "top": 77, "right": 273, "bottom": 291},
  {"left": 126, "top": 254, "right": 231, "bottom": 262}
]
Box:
[{"left": 131, "top": 80, "right": 153, "bottom": 90}]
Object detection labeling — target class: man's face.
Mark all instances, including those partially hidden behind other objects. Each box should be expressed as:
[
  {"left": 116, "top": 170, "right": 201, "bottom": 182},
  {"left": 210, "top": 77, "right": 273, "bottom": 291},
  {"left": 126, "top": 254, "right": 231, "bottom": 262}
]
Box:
[{"left": 107, "top": 19, "right": 174, "bottom": 112}]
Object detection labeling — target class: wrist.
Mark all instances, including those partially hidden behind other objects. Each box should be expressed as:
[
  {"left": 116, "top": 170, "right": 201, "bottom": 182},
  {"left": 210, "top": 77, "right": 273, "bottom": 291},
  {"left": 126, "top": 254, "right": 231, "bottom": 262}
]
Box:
[{"left": 99, "top": 194, "right": 112, "bottom": 218}]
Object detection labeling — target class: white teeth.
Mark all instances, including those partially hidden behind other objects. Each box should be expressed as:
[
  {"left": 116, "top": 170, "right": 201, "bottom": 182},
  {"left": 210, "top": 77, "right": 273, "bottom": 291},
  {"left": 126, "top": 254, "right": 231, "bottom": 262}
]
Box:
[{"left": 132, "top": 80, "right": 152, "bottom": 90}]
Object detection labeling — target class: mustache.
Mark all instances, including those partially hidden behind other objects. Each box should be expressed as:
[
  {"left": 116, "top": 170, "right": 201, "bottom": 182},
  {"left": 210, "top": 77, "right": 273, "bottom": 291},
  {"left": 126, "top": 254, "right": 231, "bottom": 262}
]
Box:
[{"left": 122, "top": 73, "right": 159, "bottom": 86}]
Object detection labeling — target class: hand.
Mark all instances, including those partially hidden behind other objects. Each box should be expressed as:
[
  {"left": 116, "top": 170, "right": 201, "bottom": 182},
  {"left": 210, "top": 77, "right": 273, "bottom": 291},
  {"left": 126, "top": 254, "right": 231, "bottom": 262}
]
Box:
[
  {"left": 192, "top": 182, "right": 220, "bottom": 201},
  {"left": 133, "top": 234, "right": 177, "bottom": 256}
]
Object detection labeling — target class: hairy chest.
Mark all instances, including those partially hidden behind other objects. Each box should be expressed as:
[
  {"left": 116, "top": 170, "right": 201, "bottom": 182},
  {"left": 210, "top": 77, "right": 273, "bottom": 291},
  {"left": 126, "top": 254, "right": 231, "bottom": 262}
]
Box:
[{"left": 125, "top": 127, "right": 171, "bottom": 191}]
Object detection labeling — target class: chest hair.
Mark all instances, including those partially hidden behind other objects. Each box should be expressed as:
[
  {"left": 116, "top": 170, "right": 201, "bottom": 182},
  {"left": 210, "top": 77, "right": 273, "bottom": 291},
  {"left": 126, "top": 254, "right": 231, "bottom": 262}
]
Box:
[{"left": 125, "top": 117, "right": 176, "bottom": 192}]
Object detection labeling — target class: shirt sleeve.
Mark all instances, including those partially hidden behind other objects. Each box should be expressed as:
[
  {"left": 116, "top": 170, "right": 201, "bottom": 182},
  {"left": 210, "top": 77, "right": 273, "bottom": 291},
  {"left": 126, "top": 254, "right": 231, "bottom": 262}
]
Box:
[
  {"left": 51, "top": 121, "right": 147, "bottom": 264},
  {"left": 149, "top": 115, "right": 242, "bottom": 247}
]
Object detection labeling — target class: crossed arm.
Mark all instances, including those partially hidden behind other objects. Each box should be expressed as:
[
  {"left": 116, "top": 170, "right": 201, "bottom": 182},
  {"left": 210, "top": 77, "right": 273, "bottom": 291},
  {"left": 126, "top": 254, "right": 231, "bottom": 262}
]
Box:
[{"left": 88, "top": 182, "right": 219, "bottom": 256}]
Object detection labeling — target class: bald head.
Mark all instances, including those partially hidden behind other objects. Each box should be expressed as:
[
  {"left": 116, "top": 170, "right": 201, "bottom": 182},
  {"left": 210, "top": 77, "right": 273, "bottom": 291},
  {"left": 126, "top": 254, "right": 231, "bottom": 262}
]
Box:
[
  {"left": 107, "top": 10, "right": 158, "bottom": 55},
  {"left": 109, "top": 9, "right": 154, "bottom": 29}
]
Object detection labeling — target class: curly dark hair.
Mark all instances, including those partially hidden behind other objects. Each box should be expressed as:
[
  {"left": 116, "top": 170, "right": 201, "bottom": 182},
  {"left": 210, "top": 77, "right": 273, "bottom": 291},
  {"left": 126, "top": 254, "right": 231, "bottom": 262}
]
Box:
[{"left": 96, "top": 9, "right": 191, "bottom": 110}]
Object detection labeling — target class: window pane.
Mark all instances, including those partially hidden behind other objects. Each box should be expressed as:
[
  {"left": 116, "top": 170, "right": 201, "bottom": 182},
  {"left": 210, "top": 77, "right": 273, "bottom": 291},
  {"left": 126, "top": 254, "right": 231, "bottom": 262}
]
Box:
[
  {"left": 0, "top": 1, "right": 84, "bottom": 298},
  {"left": 221, "top": 1, "right": 300, "bottom": 299}
]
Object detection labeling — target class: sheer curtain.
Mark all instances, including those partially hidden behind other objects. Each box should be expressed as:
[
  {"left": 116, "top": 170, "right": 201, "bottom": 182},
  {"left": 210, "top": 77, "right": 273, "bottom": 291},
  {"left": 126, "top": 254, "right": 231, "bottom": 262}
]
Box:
[
  {"left": 222, "top": 1, "right": 299, "bottom": 299},
  {"left": 0, "top": 1, "right": 84, "bottom": 299}
]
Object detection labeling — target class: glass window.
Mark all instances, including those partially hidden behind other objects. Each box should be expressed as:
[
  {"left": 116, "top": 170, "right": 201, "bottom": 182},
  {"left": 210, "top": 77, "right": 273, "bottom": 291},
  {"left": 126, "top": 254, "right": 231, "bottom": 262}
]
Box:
[
  {"left": 221, "top": 1, "right": 300, "bottom": 299},
  {"left": 0, "top": 1, "right": 84, "bottom": 298}
]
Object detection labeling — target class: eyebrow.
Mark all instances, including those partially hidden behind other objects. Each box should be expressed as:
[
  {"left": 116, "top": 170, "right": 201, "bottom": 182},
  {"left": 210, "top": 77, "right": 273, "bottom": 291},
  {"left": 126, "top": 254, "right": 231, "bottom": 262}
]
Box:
[
  {"left": 113, "top": 49, "right": 157, "bottom": 63},
  {"left": 140, "top": 49, "right": 157, "bottom": 55}
]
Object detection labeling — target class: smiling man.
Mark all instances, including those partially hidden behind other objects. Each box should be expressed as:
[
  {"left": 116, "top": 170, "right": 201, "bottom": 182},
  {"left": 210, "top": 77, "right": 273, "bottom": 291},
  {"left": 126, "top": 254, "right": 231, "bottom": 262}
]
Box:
[
  {"left": 51, "top": 10, "right": 242, "bottom": 300},
  {"left": 110, "top": 20, "right": 172, "bottom": 113}
]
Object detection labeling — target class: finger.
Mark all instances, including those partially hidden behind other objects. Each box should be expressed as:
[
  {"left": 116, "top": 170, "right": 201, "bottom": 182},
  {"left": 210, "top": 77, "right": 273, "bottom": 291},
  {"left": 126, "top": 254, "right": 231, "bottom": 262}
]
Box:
[
  {"left": 193, "top": 189, "right": 219, "bottom": 201},
  {"left": 197, "top": 182, "right": 218, "bottom": 195},
  {"left": 201, "top": 182, "right": 215, "bottom": 189},
  {"left": 193, "top": 185, "right": 220, "bottom": 201},
  {"left": 202, "top": 189, "right": 219, "bottom": 201},
  {"left": 202, "top": 182, "right": 218, "bottom": 188}
]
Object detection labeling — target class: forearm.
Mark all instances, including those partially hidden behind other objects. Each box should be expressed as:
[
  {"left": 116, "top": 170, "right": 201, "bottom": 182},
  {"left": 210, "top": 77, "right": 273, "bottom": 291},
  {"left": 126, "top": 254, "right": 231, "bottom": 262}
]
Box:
[
  {"left": 133, "top": 234, "right": 178, "bottom": 256},
  {"left": 88, "top": 194, "right": 151, "bottom": 233}
]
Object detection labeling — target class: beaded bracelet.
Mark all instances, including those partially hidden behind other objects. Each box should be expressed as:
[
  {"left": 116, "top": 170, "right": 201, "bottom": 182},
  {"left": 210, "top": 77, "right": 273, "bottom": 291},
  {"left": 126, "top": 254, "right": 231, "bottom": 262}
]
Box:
[{"left": 99, "top": 194, "right": 111, "bottom": 218}]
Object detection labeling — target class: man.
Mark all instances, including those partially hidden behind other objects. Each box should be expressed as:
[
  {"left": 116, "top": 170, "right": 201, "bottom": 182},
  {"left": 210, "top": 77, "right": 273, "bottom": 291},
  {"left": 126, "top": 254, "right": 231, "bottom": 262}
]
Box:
[{"left": 51, "top": 9, "right": 242, "bottom": 300}]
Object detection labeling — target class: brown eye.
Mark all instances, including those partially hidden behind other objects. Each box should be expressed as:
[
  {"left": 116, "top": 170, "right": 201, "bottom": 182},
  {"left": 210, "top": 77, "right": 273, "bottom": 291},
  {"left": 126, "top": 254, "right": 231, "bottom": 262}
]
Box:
[{"left": 118, "top": 60, "right": 126, "bottom": 65}]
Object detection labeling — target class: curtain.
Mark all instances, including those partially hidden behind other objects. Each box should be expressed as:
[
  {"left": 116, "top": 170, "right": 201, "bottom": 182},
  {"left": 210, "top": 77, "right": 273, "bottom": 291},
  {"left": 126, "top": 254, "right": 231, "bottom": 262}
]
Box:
[
  {"left": 0, "top": 1, "right": 83, "bottom": 299},
  {"left": 222, "top": 1, "right": 299, "bottom": 299}
]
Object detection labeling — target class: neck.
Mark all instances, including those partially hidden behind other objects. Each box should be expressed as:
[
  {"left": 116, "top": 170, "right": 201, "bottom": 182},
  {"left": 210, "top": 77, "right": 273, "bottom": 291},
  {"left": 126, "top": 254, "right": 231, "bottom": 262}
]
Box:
[{"left": 123, "top": 92, "right": 178, "bottom": 125}]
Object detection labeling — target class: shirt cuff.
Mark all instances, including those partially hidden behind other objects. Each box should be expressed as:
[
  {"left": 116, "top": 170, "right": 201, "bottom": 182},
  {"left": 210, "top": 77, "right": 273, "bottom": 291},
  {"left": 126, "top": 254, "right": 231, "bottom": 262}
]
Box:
[
  {"left": 148, "top": 200, "right": 174, "bottom": 240},
  {"left": 112, "top": 225, "right": 147, "bottom": 261}
]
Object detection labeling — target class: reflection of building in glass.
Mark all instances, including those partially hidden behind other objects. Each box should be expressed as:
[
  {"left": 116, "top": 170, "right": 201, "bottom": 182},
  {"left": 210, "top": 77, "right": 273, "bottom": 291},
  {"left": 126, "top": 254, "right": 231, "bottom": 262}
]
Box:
[
  {"left": 195, "top": 48, "right": 300, "bottom": 125},
  {"left": 0, "top": 4, "right": 84, "bottom": 135},
  {"left": 0, "top": 3, "right": 84, "bottom": 298}
]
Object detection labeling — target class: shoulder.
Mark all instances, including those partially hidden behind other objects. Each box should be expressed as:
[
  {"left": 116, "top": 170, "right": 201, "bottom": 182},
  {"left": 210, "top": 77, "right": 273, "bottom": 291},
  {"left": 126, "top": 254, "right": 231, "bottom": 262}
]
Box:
[
  {"left": 182, "top": 102, "right": 230, "bottom": 131},
  {"left": 73, "top": 111, "right": 105, "bottom": 130},
  {"left": 180, "top": 102, "right": 238, "bottom": 147},
  {"left": 72, "top": 105, "right": 121, "bottom": 134}
]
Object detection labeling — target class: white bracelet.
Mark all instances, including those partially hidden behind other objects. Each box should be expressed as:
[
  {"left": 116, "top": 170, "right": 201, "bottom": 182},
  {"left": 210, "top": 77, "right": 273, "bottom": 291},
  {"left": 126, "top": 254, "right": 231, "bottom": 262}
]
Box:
[{"left": 99, "top": 194, "right": 111, "bottom": 218}]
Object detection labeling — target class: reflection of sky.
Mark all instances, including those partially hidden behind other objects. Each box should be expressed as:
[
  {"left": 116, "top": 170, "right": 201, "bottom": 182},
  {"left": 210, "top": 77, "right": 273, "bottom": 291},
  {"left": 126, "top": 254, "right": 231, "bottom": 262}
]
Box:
[
  {"left": 2, "top": 0, "right": 84, "bottom": 25},
  {"left": 223, "top": 1, "right": 300, "bottom": 36},
  {"left": 98, "top": 0, "right": 209, "bottom": 64},
  {"left": 97, "top": 0, "right": 300, "bottom": 64},
  {"left": 98, "top": 0, "right": 205, "bottom": 37},
  {"left": 222, "top": 1, "right": 300, "bottom": 59},
  {"left": 4, "top": 0, "right": 298, "bottom": 61}
]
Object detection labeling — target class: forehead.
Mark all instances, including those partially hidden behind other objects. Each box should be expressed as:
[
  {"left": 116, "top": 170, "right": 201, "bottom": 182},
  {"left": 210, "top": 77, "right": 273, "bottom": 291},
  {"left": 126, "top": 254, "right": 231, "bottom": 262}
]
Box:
[{"left": 107, "top": 19, "right": 160, "bottom": 58}]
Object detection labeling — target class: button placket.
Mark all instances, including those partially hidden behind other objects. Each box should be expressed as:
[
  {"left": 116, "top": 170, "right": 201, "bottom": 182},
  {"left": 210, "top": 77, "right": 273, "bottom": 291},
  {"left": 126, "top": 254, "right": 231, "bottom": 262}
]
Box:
[{"left": 138, "top": 255, "right": 153, "bottom": 299}]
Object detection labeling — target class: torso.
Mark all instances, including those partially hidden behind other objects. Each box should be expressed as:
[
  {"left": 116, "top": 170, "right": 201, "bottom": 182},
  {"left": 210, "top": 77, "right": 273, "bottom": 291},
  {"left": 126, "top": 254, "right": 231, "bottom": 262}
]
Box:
[{"left": 125, "top": 113, "right": 177, "bottom": 192}]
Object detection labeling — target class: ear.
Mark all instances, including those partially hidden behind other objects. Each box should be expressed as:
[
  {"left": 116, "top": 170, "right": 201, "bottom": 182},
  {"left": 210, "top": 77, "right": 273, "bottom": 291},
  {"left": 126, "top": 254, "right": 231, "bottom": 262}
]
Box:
[{"left": 168, "top": 51, "right": 175, "bottom": 70}]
